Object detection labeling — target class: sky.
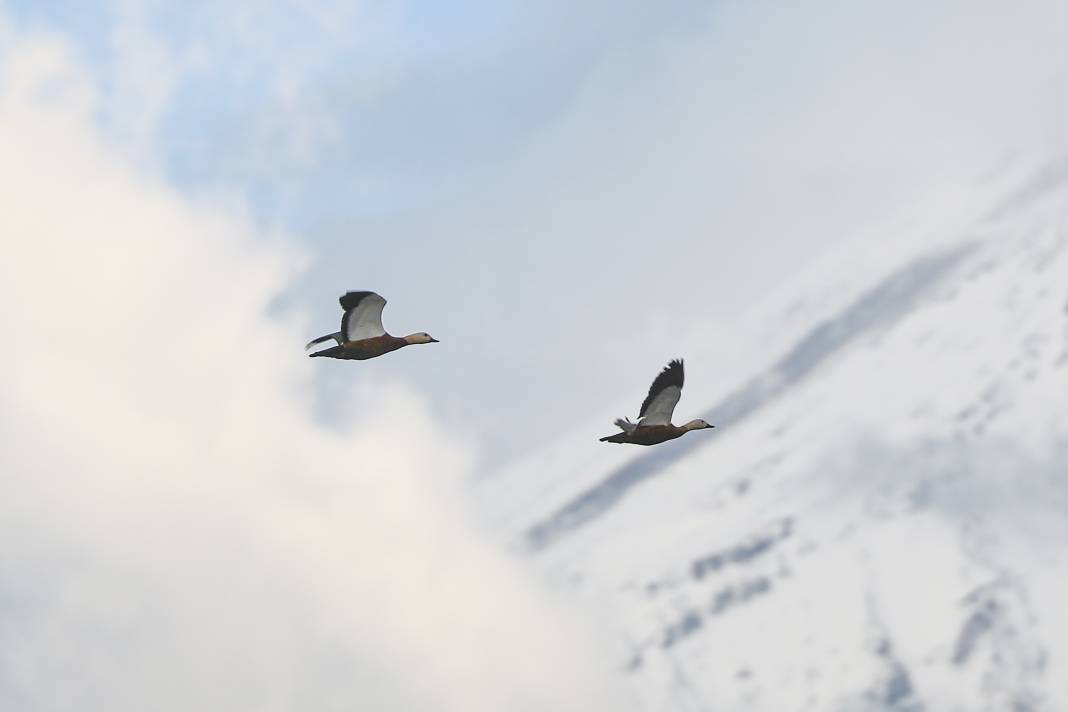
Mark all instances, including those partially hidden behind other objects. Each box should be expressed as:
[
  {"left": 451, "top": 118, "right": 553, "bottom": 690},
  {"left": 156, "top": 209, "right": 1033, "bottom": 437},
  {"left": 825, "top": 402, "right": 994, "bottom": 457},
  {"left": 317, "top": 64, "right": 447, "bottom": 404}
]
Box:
[
  {"left": 3, "top": 1, "right": 1068, "bottom": 710},
  {"left": 7, "top": 1, "right": 1068, "bottom": 468}
]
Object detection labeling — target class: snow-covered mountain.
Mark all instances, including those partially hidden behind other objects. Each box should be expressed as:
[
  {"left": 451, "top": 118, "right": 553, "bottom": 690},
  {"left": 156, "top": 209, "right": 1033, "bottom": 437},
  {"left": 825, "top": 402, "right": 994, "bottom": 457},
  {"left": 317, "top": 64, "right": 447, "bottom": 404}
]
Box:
[{"left": 476, "top": 164, "right": 1068, "bottom": 711}]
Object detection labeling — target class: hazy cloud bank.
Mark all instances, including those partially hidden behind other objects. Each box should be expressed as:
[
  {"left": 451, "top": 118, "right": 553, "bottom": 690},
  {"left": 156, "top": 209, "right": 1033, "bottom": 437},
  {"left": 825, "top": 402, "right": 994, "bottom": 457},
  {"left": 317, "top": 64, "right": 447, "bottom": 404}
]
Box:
[{"left": 0, "top": 24, "right": 630, "bottom": 712}]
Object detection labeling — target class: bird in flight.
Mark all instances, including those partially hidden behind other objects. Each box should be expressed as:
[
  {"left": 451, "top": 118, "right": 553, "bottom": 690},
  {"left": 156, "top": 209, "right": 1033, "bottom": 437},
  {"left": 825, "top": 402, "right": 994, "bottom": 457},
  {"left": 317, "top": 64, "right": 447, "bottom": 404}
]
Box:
[
  {"left": 599, "top": 359, "right": 714, "bottom": 445},
  {"left": 306, "top": 291, "right": 438, "bottom": 360}
]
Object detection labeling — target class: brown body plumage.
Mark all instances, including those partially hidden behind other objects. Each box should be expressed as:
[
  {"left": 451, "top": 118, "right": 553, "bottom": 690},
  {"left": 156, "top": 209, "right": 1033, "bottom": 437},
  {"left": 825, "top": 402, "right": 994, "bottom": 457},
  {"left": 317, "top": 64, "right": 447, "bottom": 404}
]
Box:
[
  {"left": 309, "top": 335, "right": 409, "bottom": 360},
  {"left": 599, "top": 424, "right": 690, "bottom": 446}
]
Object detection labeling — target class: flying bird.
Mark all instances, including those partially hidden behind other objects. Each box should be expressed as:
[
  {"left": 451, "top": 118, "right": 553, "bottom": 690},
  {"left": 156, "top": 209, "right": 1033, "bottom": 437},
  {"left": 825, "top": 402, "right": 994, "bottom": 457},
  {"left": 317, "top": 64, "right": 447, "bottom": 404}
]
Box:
[
  {"left": 599, "top": 359, "right": 714, "bottom": 445},
  {"left": 306, "top": 291, "right": 438, "bottom": 360}
]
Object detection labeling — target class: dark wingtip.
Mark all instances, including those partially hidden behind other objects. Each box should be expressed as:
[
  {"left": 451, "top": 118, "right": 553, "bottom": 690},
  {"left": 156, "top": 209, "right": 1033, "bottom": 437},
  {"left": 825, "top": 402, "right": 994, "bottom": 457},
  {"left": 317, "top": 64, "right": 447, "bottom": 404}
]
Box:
[
  {"left": 339, "top": 291, "right": 377, "bottom": 311},
  {"left": 638, "top": 359, "right": 686, "bottom": 417}
]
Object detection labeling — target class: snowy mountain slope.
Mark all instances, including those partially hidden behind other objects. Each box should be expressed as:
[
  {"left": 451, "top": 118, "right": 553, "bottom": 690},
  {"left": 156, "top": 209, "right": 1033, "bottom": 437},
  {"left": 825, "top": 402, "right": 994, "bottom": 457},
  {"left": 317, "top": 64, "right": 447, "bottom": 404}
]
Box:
[
  {"left": 525, "top": 242, "right": 974, "bottom": 550},
  {"left": 477, "top": 167, "right": 1068, "bottom": 711},
  {"left": 473, "top": 165, "right": 1027, "bottom": 537}
]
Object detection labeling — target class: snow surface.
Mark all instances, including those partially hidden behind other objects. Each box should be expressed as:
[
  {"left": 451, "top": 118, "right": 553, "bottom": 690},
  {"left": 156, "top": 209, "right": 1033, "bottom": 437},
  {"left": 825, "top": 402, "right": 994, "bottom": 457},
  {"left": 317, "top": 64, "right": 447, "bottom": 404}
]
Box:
[{"left": 476, "top": 163, "right": 1068, "bottom": 711}]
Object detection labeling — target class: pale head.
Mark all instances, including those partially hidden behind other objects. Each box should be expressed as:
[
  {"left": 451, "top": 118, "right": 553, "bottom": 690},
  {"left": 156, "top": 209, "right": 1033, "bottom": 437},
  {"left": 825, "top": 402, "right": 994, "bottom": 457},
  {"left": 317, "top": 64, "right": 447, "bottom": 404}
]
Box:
[
  {"left": 683, "top": 419, "right": 715, "bottom": 431},
  {"left": 404, "top": 332, "right": 439, "bottom": 345}
]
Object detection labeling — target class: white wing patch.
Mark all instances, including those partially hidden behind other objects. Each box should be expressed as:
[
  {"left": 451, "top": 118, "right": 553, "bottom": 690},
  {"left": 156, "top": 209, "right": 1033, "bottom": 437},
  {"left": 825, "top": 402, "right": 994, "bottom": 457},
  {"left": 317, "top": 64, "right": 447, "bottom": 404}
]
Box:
[
  {"left": 637, "top": 385, "right": 681, "bottom": 426},
  {"left": 344, "top": 293, "right": 388, "bottom": 341}
]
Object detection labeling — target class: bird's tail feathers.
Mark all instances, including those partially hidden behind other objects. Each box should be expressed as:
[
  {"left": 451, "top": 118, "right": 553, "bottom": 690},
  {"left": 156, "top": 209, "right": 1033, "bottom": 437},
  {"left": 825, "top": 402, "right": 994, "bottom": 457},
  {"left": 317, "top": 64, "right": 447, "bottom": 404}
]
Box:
[{"left": 305, "top": 332, "right": 342, "bottom": 350}]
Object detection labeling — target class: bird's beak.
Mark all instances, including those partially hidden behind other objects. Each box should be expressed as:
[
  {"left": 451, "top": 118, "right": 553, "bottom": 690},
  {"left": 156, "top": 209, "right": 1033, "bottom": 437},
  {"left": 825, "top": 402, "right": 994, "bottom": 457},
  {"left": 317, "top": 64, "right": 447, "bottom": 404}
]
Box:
[{"left": 430, "top": 337, "right": 440, "bottom": 343}]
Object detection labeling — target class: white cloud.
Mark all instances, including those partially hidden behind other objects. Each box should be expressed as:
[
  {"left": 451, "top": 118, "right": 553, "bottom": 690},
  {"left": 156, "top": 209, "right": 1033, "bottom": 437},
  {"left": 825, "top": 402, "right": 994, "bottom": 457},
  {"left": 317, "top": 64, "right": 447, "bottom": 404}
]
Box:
[{"left": 0, "top": 26, "right": 632, "bottom": 712}]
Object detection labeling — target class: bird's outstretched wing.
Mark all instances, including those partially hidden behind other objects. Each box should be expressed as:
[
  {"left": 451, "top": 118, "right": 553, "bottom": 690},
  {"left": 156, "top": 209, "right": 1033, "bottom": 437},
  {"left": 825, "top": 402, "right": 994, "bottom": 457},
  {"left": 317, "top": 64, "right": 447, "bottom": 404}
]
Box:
[
  {"left": 339, "top": 291, "right": 387, "bottom": 341},
  {"left": 637, "top": 359, "right": 684, "bottom": 426}
]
